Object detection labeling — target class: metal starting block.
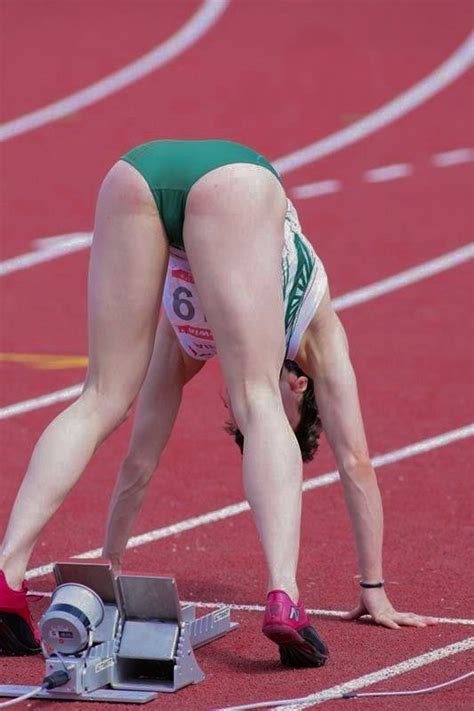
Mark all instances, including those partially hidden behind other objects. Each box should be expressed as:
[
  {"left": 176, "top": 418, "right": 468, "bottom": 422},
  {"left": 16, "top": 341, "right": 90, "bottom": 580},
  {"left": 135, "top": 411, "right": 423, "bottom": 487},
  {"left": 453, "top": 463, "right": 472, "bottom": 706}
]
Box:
[{"left": 0, "top": 562, "right": 238, "bottom": 704}]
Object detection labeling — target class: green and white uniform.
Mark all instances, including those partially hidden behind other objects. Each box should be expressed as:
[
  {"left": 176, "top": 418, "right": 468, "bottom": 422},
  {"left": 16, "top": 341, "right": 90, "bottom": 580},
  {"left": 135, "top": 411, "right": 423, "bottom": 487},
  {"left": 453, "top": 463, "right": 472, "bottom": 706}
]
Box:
[
  {"left": 163, "top": 199, "right": 327, "bottom": 361},
  {"left": 121, "top": 139, "right": 327, "bottom": 361}
]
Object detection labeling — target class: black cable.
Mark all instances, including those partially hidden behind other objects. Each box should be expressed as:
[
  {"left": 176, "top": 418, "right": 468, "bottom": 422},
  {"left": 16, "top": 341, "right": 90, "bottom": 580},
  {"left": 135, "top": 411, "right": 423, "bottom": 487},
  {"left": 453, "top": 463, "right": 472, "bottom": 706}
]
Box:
[
  {"left": 42, "top": 670, "right": 71, "bottom": 690},
  {"left": 0, "top": 668, "right": 70, "bottom": 708}
]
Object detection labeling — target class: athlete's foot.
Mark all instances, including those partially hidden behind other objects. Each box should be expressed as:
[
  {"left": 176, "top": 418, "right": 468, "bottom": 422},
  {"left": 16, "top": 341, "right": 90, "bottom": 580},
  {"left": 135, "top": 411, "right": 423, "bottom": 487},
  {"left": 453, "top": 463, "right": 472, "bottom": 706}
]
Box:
[
  {"left": 0, "top": 554, "right": 28, "bottom": 592},
  {"left": 267, "top": 582, "right": 299, "bottom": 604},
  {"left": 0, "top": 571, "right": 41, "bottom": 656},
  {"left": 262, "top": 589, "right": 328, "bottom": 668}
]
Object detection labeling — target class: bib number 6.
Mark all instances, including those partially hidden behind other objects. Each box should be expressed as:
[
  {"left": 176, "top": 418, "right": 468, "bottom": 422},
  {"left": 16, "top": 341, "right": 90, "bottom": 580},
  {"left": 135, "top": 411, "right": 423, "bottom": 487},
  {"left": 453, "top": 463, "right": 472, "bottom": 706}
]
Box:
[{"left": 173, "top": 286, "right": 195, "bottom": 321}]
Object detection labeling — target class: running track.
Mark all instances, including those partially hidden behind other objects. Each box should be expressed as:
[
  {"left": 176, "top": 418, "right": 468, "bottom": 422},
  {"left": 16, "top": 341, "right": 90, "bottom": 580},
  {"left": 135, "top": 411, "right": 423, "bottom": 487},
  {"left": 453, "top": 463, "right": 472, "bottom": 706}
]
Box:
[{"left": 0, "top": 1, "right": 473, "bottom": 709}]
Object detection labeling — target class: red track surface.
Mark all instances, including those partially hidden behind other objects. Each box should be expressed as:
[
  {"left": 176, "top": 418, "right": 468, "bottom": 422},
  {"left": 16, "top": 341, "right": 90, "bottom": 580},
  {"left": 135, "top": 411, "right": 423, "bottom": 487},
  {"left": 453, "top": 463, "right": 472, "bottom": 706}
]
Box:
[{"left": 0, "top": 1, "right": 473, "bottom": 709}]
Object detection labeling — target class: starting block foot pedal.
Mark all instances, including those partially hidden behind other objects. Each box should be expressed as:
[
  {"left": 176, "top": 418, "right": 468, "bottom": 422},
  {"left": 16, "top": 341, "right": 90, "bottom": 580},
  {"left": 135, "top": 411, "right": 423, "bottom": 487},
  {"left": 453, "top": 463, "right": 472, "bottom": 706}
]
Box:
[{"left": 114, "top": 575, "right": 204, "bottom": 692}]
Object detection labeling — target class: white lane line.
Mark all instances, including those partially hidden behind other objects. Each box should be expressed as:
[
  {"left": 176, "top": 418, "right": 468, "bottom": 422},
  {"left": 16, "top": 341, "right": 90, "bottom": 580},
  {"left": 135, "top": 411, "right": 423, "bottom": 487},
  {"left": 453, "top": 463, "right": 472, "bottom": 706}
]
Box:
[
  {"left": 332, "top": 243, "right": 474, "bottom": 311},
  {"left": 303, "top": 423, "right": 474, "bottom": 491},
  {"left": 432, "top": 147, "right": 474, "bottom": 166},
  {"left": 26, "top": 592, "right": 474, "bottom": 627},
  {"left": 364, "top": 163, "right": 413, "bottom": 183},
  {"left": 0, "top": 28, "right": 470, "bottom": 275},
  {"left": 292, "top": 147, "right": 473, "bottom": 200},
  {"left": 0, "top": 0, "right": 230, "bottom": 142},
  {"left": 1, "top": 243, "right": 472, "bottom": 417},
  {"left": 274, "top": 33, "right": 474, "bottom": 175},
  {"left": 189, "top": 603, "right": 474, "bottom": 628},
  {"left": 292, "top": 180, "right": 341, "bottom": 199},
  {"left": 220, "top": 637, "right": 474, "bottom": 710},
  {"left": 0, "top": 233, "right": 93, "bottom": 277},
  {"left": 24, "top": 422, "right": 474, "bottom": 581},
  {"left": 0, "top": 385, "right": 83, "bottom": 421}
]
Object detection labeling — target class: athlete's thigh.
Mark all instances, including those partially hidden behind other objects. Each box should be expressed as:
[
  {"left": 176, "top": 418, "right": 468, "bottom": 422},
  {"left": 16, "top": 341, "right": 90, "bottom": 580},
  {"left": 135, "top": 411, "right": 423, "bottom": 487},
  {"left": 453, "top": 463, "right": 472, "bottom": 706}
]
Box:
[
  {"left": 86, "top": 160, "right": 169, "bottom": 398},
  {"left": 183, "top": 164, "right": 287, "bottom": 390}
]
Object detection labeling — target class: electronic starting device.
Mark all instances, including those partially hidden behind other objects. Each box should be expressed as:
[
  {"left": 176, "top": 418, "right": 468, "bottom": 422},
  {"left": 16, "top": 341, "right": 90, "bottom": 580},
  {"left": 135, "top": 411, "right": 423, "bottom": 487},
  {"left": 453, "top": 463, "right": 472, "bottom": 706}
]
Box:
[{"left": 0, "top": 562, "right": 238, "bottom": 704}]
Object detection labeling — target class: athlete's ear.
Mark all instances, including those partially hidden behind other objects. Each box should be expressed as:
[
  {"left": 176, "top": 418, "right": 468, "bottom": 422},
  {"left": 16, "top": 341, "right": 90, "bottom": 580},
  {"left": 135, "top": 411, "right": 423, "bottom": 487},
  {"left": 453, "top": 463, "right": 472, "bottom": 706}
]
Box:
[{"left": 292, "top": 375, "right": 308, "bottom": 394}]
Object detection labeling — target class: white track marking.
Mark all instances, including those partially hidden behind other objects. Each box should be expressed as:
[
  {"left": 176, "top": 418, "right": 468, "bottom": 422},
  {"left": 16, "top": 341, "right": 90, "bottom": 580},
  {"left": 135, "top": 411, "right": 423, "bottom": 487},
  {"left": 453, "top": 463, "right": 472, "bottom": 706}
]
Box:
[
  {"left": 273, "top": 32, "right": 474, "bottom": 174},
  {"left": 0, "top": 385, "right": 83, "bottom": 421},
  {"left": 0, "top": 233, "right": 92, "bottom": 277},
  {"left": 367, "top": 424, "right": 474, "bottom": 466},
  {"left": 26, "top": 592, "right": 474, "bottom": 627},
  {"left": 279, "top": 639, "right": 474, "bottom": 710},
  {"left": 1, "top": 243, "right": 472, "bottom": 417},
  {"left": 432, "top": 147, "right": 474, "bottom": 166},
  {"left": 187, "top": 603, "right": 474, "bottom": 628},
  {"left": 0, "top": 0, "right": 230, "bottom": 142},
  {"left": 332, "top": 243, "right": 474, "bottom": 311},
  {"left": 0, "top": 31, "right": 471, "bottom": 273},
  {"left": 218, "top": 637, "right": 474, "bottom": 710},
  {"left": 292, "top": 148, "right": 473, "bottom": 200},
  {"left": 34, "top": 234, "right": 92, "bottom": 251},
  {"left": 23, "top": 422, "right": 474, "bottom": 581},
  {"left": 292, "top": 180, "right": 341, "bottom": 199},
  {"left": 303, "top": 423, "right": 474, "bottom": 493},
  {"left": 364, "top": 163, "right": 413, "bottom": 182}
]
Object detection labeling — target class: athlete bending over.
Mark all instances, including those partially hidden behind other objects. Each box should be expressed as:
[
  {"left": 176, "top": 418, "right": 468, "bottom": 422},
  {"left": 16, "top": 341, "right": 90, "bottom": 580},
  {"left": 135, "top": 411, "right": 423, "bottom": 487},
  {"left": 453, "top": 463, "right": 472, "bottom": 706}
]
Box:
[{"left": 0, "top": 140, "right": 435, "bottom": 666}]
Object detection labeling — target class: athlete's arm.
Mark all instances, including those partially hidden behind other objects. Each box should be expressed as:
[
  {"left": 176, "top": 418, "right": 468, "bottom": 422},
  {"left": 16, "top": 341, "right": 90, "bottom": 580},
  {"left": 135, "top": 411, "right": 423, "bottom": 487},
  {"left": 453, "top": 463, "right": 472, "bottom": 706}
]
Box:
[
  {"left": 102, "top": 316, "right": 205, "bottom": 572},
  {"left": 297, "top": 289, "right": 436, "bottom": 628}
]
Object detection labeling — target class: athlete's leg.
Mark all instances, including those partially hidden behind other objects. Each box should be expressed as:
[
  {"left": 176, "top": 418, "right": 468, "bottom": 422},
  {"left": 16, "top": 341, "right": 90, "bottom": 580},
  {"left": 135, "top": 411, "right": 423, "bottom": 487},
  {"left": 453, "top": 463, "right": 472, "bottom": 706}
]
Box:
[
  {"left": 0, "top": 161, "right": 168, "bottom": 589},
  {"left": 183, "top": 164, "right": 302, "bottom": 601}
]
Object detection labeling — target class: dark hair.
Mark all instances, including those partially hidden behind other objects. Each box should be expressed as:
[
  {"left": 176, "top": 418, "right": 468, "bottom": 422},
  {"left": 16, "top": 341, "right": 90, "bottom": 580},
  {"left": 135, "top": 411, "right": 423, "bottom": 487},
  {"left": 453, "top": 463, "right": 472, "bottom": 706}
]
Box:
[{"left": 224, "top": 360, "right": 322, "bottom": 462}]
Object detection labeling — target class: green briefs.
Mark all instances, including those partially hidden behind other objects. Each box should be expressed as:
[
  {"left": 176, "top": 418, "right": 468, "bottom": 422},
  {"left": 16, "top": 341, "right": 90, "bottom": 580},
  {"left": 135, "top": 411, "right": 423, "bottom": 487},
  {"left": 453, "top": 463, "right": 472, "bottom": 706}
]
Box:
[{"left": 121, "top": 139, "right": 281, "bottom": 250}]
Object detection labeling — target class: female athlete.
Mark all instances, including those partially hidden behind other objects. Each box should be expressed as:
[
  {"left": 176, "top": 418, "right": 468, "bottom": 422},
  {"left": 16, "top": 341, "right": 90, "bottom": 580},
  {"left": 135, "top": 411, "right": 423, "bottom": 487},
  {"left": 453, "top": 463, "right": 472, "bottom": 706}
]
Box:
[{"left": 0, "top": 140, "right": 436, "bottom": 666}]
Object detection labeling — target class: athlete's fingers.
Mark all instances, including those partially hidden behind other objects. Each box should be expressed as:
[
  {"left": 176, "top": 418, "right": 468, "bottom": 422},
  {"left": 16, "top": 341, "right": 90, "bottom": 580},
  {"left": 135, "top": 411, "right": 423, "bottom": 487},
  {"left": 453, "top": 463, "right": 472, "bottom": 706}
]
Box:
[
  {"left": 393, "top": 612, "right": 437, "bottom": 627},
  {"left": 399, "top": 618, "right": 427, "bottom": 628},
  {"left": 373, "top": 614, "right": 401, "bottom": 630}
]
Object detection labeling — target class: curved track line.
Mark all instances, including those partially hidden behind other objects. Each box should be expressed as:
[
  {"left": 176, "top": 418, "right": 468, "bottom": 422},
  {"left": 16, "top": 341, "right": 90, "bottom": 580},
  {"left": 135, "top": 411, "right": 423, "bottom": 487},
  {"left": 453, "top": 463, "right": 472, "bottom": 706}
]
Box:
[
  {"left": 0, "top": 233, "right": 93, "bottom": 277},
  {"left": 0, "top": 0, "right": 230, "bottom": 142},
  {"left": 332, "top": 243, "right": 474, "bottom": 311},
  {"left": 275, "top": 32, "right": 474, "bottom": 174},
  {"left": 0, "top": 385, "right": 83, "bottom": 420}
]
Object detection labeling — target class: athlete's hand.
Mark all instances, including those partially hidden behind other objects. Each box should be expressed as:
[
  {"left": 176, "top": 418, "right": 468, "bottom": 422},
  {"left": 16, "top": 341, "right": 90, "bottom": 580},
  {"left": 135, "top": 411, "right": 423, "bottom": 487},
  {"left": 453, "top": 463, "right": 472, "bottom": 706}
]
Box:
[{"left": 341, "top": 588, "right": 438, "bottom": 629}]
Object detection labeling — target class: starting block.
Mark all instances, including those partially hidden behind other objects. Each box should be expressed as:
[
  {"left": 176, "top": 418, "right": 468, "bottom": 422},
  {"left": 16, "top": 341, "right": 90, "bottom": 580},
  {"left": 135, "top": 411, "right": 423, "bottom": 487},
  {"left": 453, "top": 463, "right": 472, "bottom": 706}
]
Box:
[{"left": 0, "top": 562, "right": 238, "bottom": 704}]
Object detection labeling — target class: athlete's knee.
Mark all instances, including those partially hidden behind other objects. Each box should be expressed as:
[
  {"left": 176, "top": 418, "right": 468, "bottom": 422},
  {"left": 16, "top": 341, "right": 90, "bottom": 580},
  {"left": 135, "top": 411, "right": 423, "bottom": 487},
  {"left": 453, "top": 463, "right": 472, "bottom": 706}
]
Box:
[
  {"left": 121, "top": 453, "right": 158, "bottom": 491},
  {"left": 227, "top": 379, "right": 283, "bottom": 433},
  {"left": 79, "top": 384, "right": 133, "bottom": 431}
]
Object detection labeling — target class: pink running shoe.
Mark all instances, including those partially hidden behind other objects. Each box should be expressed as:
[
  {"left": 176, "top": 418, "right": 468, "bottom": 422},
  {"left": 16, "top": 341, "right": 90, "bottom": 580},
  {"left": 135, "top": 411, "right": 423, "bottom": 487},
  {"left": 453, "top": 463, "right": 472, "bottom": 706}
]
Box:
[
  {"left": 262, "top": 590, "right": 328, "bottom": 667},
  {"left": 0, "top": 572, "right": 41, "bottom": 655}
]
